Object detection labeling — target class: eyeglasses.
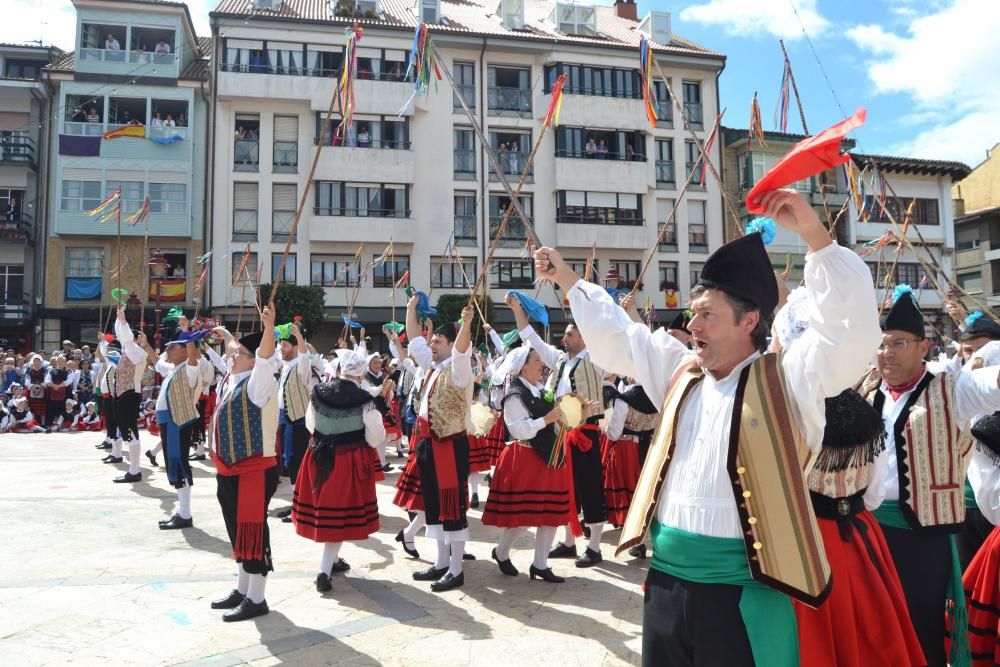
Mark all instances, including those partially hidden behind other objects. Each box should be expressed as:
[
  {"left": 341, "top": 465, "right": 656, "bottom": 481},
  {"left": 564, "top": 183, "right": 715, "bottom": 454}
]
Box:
[{"left": 878, "top": 338, "right": 923, "bottom": 352}]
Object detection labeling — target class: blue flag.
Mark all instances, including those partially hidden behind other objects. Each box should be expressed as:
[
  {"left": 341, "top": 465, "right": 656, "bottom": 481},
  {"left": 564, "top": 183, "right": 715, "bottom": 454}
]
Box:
[{"left": 507, "top": 290, "right": 549, "bottom": 327}]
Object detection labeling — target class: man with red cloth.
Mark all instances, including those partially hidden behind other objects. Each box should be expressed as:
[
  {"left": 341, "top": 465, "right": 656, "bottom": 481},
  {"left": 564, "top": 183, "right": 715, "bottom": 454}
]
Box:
[
  {"left": 510, "top": 296, "right": 608, "bottom": 568},
  {"left": 208, "top": 305, "right": 280, "bottom": 622},
  {"left": 404, "top": 295, "right": 475, "bottom": 592}
]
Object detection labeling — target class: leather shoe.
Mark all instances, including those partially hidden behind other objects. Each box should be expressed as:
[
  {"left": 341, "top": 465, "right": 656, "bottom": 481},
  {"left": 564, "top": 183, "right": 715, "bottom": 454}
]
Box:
[
  {"left": 103, "top": 456, "right": 123, "bottom": 464},
  {"left": 412, "top": 566, "right": 448, "bottom": 581},
  {"left": 380, "top": 463, "right": 394, "bottom": 473},
  {"left": 396, "top": 529, "right": 419, "bottom": 559},
  {"left": 628, "top": 544, "right": 647, "bottom": 559},
  {"left": 274, "top": 506, "right": 292, "bottom": 518},
  {"left": 222, "top": 597, "right": 269, "bottom": 622},
  {"left": 462, "top": 552, "right": 476, "bottom": 561},
  {"left": 210, "top": 589, "right": 244, "bottom": 609},
  {"left": 470, "top": 493, "right": 480, "bottom": 508},
  {"left": 281, "top": 515, "right": 293, "bottom": 523},
  {"left": 159, "top": 515, "right": 193, "bottom": 530},
  {"left": 430, "top": 571, "right": 464, "bottom": 592},
  {"left": 189, "top": 453, "right": 207, "bottom": 461},
  {"left": 548, "top": 542, "right": 578, "bottom": 559},
  {"left": 492, "top": 548, "right": 518, "bottom": 576},
  {"left": 575, "top": 547, "right": 603, "bottom": 568},
  {"left": 113, "top": 472, "right": 141, "bottom": 483},
  {"left": 582, "top": 525, "right": 592, "bottom": 539},
  {"left": 331, "top": 558, "right": 350, "bottom": 573},
  {"left": 529, "top": 565, "right": 565, "bottom": 583},
  {"left": 315, "top": 572, "right": 332, "bottom": 592},
  {"left": 145, "top": 451, "right": 157, "bottom": 467},
  {"left": 96, "top": 441, "right": 112, "bottom": 450}
]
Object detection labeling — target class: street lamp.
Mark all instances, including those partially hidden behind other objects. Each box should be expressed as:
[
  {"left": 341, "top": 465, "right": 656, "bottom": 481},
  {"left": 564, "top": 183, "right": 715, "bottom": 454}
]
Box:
[{"left": 149, "top": 249, "right": 170, "bottom": 351}]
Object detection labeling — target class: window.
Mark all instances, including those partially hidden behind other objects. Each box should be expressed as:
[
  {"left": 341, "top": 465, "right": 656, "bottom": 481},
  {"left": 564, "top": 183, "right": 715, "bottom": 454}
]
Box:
[
  {"left": 557, "top": 191, "right": 643, "bottom": 226},
  {"left": 659, "top": 262, "right": 678, "bottom": 291},
  {"left": 234, "top": 113, "right": 260, "bottom": 171},
  {"left": 271, "top": 254, "right": 296, "bottom": 282},
  {"left": 273, "top": 115, "right": 298, "bottom": 171},
  {"left": 66, "top": 248, "right": 103, "bottom": 301},
  {"left": 354, "top": 47, "right": 411, "bottom": 82},
  {"left": 454, "top": 129, "right": 475, "bottom": 176},
  {"left": 490, "top": 260, "right": 534, "bottom": 288},
  {"left": 317, "top": 113, "right": 409, "bottom": 148},
  {"left": 431, "top": 256, "right": 477, "bottom": 288},
  {"left": 421, "top": 0, "right": 440, "bottom": 24},
  {"left": 502, "top": 0, "right": 525, "bottom": 29},
  {"left": 491, "top": 129, "right": 533, "bottom": 176},
  {"left": 546, "top": 63, "right": 641, "bottom": 99},
  {"left": 0, "top": 264, "right": 25, "bottom": 305},
  {"left": 556, "top": 3, "right": 597, "bottom": 36},
  {"left": 609, "top": 260, "right": 641, "bottom": 290},
  {"left": 658, "top": 198, "right": 677, "bottom": 248},
  {"left": 5, "top": 59, "right": 47, "bottom": 80},
  {"left": 655, "top": 139, "right": 674, "bottom": 184},
  {"left": 267, "top": 41, "right": 302, "bottom": 75},
  {"left": 314, "top": 182, "right": 410, "bottom": 218},
  {"left": 896, "top": 263, "right": 921, "bottom": 287},
  {"left": 454, "top": 193, "right": 477, "bottom": 244},
  {"left": 554, "top": 127, "right": 645, "bottom": 161},
  {"left": 862, "top": 196, "right": 940, "bottom": 226},
  {"left": 311, "top": 254, "right": 359, "bottom": 287},
  {"left": 957, "top": 226, "right": 981, "bottom": 251},
  {"left": 682, "top": 81, "right": 703, "bottom": 128},
  {"left": 958, "top": 270, "right": 983, "bottom": 293},
  {"left": 685, "top": 141, "right": 701, "bottom": 183},
  {"left": 489, "top": 194, "right": 533, "bottom": 243},
  {"left": 222, "top": 39, "right": 263, "bottom": 73},
  {"left": 149, "top": 183, "right": 186, "bottom": 214},
  {"left": 373, "top": 256, "right": 409, "bottom": 287},
  {"left": 233, "top": 182, "right": 258, "bottom": 241},
  {"left": 748, "top": 153, "right": 812, "bottom": 192},
  {"left": 690, "top": 262, "right": 704, "bottom": 290},
  {"left": 105, "top": 180, "right": 144, "bottom": 214},
  {"left": 61, "top": 180, "right": 102, "bottom": 211},
  {"left": 107, "top": 97, "right": 148, "bottom": 128},
  {"left": 232, "top": 252, "right": 258, "bottom": 286},
  {"left": 653, "top": 80, "right": 671, "bottom": 121},
  {"left": 568, "top": 258, "right": 599, "bottom": 282},
  {"left": 306, "top": 46, "right": 343, "bottom": 77},
  {"left": 688, "top": 200, "right": 707, "bottom": 249},
  {"left": 488, "top": 66, "right": 531, "bottom": 113},
  {"left": 272, "top": 183, "right": 297, "bottom": 241}
]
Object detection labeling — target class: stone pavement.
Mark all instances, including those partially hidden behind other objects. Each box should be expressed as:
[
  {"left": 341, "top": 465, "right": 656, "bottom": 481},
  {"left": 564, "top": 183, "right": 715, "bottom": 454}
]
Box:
[{"left": 0, "top": 431, "right": 645, "bottom": 666}]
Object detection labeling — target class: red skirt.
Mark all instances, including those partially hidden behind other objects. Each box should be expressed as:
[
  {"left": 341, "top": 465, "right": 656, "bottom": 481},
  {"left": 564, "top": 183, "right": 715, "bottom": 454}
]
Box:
[
  {"left": 467, "top": 434, "right": 492, "bottom": 473},
  {"left": 76, "top": 421, "right": 103, "bottom": 432},
  {"left": 393, "top": 448, "right": 423, "bottom": 511},
  {"left": 794, "top": 511, "right": 925, "bottom": 667},
  {"left": 27, "top": 397, "right": 46, "bottom": 418},
  {"left": 602, "top": 435, "right": 642, "bottom": 527},
  {"left": 10, "top": 419, "right": 40, "bottom": 432},
  {"left": 484, "top": 413, "right": 506, "bottom": 467},
  {"left": 370, "top": 447, "right": 385, "bottom": 482},
  {"left": 482, "top": 442, "right": 572, "bottom": 529},
  {"left": 962, "top": 525, "right": 1000, "bottom": 666},
  {"left": 292, "top": 444, "right": 380, "bottom": 542},
  {"left": 202, "top": 392, "right": 216, "bottom": 431}
]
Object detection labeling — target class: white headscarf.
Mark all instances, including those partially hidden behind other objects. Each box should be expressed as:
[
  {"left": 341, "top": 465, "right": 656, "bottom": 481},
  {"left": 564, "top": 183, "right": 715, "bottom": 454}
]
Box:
[
  {"left": 337, "top": 349, "right": 368, "bottom": 378},
  {"left": 495, "top": 346, "right": 531, "bottom": 382}
]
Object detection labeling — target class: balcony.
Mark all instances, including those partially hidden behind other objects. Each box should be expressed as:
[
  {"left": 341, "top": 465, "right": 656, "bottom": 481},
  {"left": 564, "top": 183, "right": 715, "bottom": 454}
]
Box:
[
  {"left": 217, "top": 70, "right": 412, "bottom": 115},
  {"left": 488, "top": 216, "right": 530, "bottom": 247},
  {"left": 0, "top": 135, "right": 35, "bottom": 168},
  {"left": 555, "top": 218, "right": 647, "bottom": 249},
  {"left": 454, "top": 215, "right": 477, "bottom": 245},
  {"left": 655, "top": 160, "right": 675, "bottom": 187},
  {"left": 487, "top": 86, "right": 532, "bottom": 116},
  {"left": 234, "top": 140, "right": 259, "bottom": 171},
  {"left": 0, "top": 213, "right": 33, "bottom": 246},
  {"left": 316, "top": 144, "right": 415, "bottom": 183},
  {"left": 310, "top": 213, "right": 417, "bottom": 244},
  {"left": 77, "top": 47, "right": 178, "bottom": 78},
  {"left": 0, "top": 292, "right": 32, "bottom": 323},
  {"left": 554, "top": 158, "right": 649, "bottom": 194},
  {"left": 273, "top": 140, "right": 298, "bottom": 172}
]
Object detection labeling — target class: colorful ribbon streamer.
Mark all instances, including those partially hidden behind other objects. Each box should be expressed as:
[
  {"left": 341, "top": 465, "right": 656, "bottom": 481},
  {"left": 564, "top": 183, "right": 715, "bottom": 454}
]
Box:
[
  {"left": 125, "top": 196, "right": 150, "bottom": 227},
  {"left": 543, "top": 74, "right": 568, "bottom": 129},
  {"left": 749, "top": 92, "right": 767, "bottom": 147},
  {"left": 639, "top": 36, "right": 660, "bottom": 128}
]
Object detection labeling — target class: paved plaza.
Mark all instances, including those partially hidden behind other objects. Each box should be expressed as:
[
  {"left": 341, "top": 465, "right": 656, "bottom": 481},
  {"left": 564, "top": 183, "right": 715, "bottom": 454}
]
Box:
[{"left": 0, "top": 431, "right": 645, "bottom": 666}]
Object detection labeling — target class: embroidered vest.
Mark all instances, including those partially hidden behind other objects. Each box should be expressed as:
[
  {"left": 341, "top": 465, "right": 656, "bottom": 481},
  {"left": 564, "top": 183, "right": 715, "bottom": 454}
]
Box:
[
  {"left": 165, "top": 365, "right": 201, "bottom": 428},
  {"left": 113, "top": 354, "right": 136, "bottom": 397},
  {"left": 217, "top": 376, "right": 279, "bottom": 466},
  {"left": 618, "top": 354, "right": 832, "bottom": 607},
  {"left": 861, "top": 369, "right": 972, "bottom": 531},
  {"left": 503, "top": 382, "right": 560, "bottom": 466},
  {"left": 425, "top": 366, "right": 473, "bottom": 440},
  {"left": 548, "top": 354, "right": 603, "bottom": 407},
  {"left": 280, "top": 362, "right": 310, "bottom": 422},
  {"left": 623, "top": 407, "right": 659, "bottom": 436}
]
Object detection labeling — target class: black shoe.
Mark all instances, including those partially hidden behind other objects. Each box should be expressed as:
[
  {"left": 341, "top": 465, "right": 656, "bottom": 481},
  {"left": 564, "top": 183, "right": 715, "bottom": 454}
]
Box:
[
  {"left": 492, "top": 548, "right": 518, "bottom": 576},
  {"left": 210, "top": 589, "right": 245, "bottom": 609},
  {"left": 582, "top": 525, "right": 591, "bottom": 539},
  {"left": 222, "top": 597, "right": 269, "bottom": 622},
  {"left": 189, "top": 453, "right": 207, "bottom": 461},
  {"left": 575, "top": 547, "right": 602, "bottom": 568},
  {"left": 412, "top": 566, "right": 448, "bottom": 581},
  {"left": 380, "top": 463, "right": 394, "bottom": 473},
  {"left": 315, "top": 572, "right": 332, "bottom": 592},
  {"left": 396, "top": 529, "right": 419, "bottom": 559},
  {"left": 146, "top": 451, "right": 157, "bottom": 467},
  {"left": 102, "top": 455, "right": 123, "bottom": 464},
  {"left": 396, "top": 449, "right": 406, "bottom": 458},
  {"left": 548, "top": 542, "right": 578, "bottom": 559},
  {"left": 430, "top": 571, "right": 464, "bottom": 592},
  {"left": 628, "top": 544, "right": 647, "bottom": 559},
  {"left": 159, "top": 515, "right": 193, "bottom": 530},
  {"left": 331, "top": 558, "right": 350, "bottom": 574},
  {"left": 274, "top": 507, "right": 292, "bottom": 518},
  {"left": 470, "top": 493, "right": 480, "bottom": 508},
  {"left": 113, "top": 472, "right": 141, "bottom": 483},
  {"left": 462, "top": 552, "right": 476, "bottom": 561},
  {"left": 96, "top": 441, "right": 112, "bottom": 450},
  {"left": 484, "top": 473, "right": 493, "bottom": 485},
  {"left": 529, "top": 565, "right": 565, "bottom": 583}
]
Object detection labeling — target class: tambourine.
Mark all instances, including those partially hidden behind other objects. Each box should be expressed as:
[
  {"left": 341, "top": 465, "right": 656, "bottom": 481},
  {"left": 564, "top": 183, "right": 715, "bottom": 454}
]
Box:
[
  {"left": 470, "top": 402, "right": 496, "bottom": 437},
  {"left": 557, "top": 393, "right": 585, "bottom": 429}
]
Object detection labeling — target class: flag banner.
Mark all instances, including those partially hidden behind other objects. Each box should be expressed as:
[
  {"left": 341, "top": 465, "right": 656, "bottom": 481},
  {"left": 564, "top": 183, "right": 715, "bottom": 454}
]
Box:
[
  {"left": 102, "top": 125, "right": 146, "bottom": 140},
  {"left": 149, "top": 278, "right": 186, "bottom": 302},
  {"left": 58, "top": 134, "right": 101, "bottom": 157}
]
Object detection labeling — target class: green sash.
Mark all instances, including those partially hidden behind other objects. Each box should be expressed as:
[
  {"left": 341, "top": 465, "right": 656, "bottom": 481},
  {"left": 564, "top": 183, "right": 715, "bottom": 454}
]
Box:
[
  {"left": 649, "top": 521, "right": 799, "bottom": 667},
  {"left": 964, "top": 479, "right": 978, "bottom": 510},
  {"left": 873, "top": 500, "right": 971, "bottom": 667}
]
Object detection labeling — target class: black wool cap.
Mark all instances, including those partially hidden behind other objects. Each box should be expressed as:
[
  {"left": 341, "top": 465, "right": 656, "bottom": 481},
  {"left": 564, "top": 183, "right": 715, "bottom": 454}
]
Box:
[
  {"left": 696, "top": 232, "right": 778, "bottom": 317},
  {"left": 239, "top": 331, "right": 264, "bottom": 355},
  {"left": 668, "top": 311, "right": 690, "bottom": 333},
  {"left": 881, "top": 292, "right": 925, "bottom": 338},
  {"left": 962, "top": 313, "right": 1000, "bottom": 341}
]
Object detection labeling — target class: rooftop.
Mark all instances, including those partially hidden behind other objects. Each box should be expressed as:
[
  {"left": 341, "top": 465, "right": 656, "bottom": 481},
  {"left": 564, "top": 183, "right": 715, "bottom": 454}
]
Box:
[
  {"left": 955, "top": 204, "right": 1000, "bottom": 225},
  {"left": 850, "top": 153, "right": 971, "bottom": 180},
  {"left": 721, "top": 126, "right": 857, "bottom": 150},
  {"left": 210, "top": 0, "right": 724, "bottom": 59}
]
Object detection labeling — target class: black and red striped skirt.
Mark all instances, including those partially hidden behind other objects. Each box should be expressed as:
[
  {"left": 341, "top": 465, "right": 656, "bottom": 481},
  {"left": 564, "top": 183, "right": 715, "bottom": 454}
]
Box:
[
  {"left": 393, "top": 447, "right": 424, "bottom": 511},
  {"left": 602, "top": 435, "right": 642, "bottom": 527},
  {"left": 467, "top": 434, "right": 492, "bottom": 473},
  {"left": 292, "top": 443, "right": 380, "bottom": 542},
  {"left": 962, "top": 525, "right": 1000, "bottom": 666},
  {"left": 484, "top": 413, "right": 506, "bottom": 467},
  {"left": 482, "top": 441, "right": 571, "bottom": 529}
]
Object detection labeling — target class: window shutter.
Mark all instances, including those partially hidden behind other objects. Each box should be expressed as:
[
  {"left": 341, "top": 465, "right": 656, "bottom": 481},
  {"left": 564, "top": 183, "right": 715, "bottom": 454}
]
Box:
[
  {"left": 273, "top": 115, "right": 298, "bottom": 141},
  {"left": 272, "top": 183, "right": 297, "bottom": 210},
  {"left": 234, "top": 183, "right": 258, "bottom": 209}
]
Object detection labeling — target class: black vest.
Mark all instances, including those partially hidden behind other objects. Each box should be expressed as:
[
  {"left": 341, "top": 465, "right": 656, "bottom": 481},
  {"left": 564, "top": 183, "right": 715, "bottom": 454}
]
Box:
[{"left": 503, "top": 382, "right": 559, "bottom": 465}]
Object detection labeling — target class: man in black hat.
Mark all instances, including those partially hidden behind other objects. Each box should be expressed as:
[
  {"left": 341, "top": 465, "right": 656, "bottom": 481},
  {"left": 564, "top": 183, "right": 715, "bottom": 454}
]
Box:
[
  {"left": 666, "top": 310, "right": 691, "bottom": 347},
  {"left": 534, "top": 189, "right": 882, "bottom": 666},
  {"left": 860, "top": 293, "right": 1000, "bottom": 666}
]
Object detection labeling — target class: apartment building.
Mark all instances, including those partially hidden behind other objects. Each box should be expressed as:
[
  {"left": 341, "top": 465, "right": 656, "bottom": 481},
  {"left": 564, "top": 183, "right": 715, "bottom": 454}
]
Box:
[
  {"left": 39, "top": 0, "right": 210, "bottom": 348},
  {"left": 0, "top": 43, "right": 62, "bottom": 353},
  {"left": 208, "top": 0, "right": 725, "bottom": 342}
]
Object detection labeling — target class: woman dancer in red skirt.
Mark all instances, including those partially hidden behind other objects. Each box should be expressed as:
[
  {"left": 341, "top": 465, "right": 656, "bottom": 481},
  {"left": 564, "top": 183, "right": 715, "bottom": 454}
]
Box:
[
  {"left": 601, "top": 382, "right": 658, "bottom": 532},
  {"left": 482, "top": 347, "right": 573, "bottom": 583},
  {"left": 292, "top": 348, "right": 386, "bottom": 593}
]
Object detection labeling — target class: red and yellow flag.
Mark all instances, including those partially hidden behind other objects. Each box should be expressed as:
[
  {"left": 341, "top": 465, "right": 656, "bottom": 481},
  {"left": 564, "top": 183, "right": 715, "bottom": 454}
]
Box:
[
  {"left": 103, "top": 125, "right": 146, "bottom": 140},
  {"left": 150, "top": 278, "right": 186, "bottom": 302}
]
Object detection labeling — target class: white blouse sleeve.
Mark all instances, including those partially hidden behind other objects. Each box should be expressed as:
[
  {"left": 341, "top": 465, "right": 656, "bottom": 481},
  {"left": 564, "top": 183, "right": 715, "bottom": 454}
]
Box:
[{"left": 503, "top": 394, "right": 546, "bottom": 442}]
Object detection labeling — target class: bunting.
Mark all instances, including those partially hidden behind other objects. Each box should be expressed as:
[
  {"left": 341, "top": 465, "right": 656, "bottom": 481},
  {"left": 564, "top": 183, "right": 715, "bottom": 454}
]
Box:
[
  {"left": 639, "top": 36, "right": 660, "bottom": 128},
  {"left": 108, "top": 255, "right": 129, "bottom": 280},
  {"left": 193, "top": 264, "right": 209, "bottom": 293},
  {"left": 197, "top": 250, "right": 213, "bottom": 265},
  {"left": 405, "top": 23, "right": 442, "bottom": 97},
  {"left": 393, "top": 270, "right": 410, "bottom": 290}
]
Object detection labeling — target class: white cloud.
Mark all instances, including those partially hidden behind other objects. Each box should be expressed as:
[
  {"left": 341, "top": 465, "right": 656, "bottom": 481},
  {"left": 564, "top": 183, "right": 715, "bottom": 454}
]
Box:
[
  {"left": 847, "top": 0, "right": 1000, "bottom": 164},
  {"left": 678, "top": 0, "right": 830, "bottom": 41}
]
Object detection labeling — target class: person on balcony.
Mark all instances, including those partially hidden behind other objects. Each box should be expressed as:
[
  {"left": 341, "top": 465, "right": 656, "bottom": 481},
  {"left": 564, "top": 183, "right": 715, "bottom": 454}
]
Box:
[
  {"left": 86, "top": 108, "right": 100, "bottom": 123},
  {"left": 71, "top": 107, "right": 86, "bottom": 123},
  {"left": 585, "top": 136, "right": 597, "bottom": 158},
  {"left": 155, "top": 40, "right": 171, "bottom": 55},
  {"left": 105, "top": 34, "right": 120, "bottom": 50},
  {"left": 597, "top": 139, "right": 609, "bottom": 159},
  {"left": 151, "top": 112, "right": 164, "bottom": 128},
  {"left": 4, "top": 197, "right": 17, "bottom": 231},
  {"left": 509, "top": 142, "right": 521, "bottom": 175},
  {"left": 358, "top": 126, "right": 371, "bottom": 148},
  {"left": 165, "top": 114, "right": 176, "bottom": 128}
]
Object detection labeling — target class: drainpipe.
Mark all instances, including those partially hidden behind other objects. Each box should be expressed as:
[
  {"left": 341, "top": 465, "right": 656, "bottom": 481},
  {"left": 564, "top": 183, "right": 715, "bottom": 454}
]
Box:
[
  {"left": 478, "top": 37, "right": 487, "bottom": 276},
  {"left": 714, "top": 63, "right": 725, "bottom": 245},
  {"left": 205, "top": 29, "right": 220, "bottom": 315},
  {"left": 37, "top": 73, "right": 57, "bottom": 334}
]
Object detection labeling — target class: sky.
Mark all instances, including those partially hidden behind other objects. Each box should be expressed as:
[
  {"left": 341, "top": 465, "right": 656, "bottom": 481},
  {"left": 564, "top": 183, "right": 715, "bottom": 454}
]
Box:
[{"left": 4, "top": 0, "right": 998, "bottom": 169}]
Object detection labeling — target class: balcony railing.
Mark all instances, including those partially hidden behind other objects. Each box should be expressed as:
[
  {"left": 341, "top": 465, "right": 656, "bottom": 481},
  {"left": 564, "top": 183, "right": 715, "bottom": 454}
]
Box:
[
  {"left": 0, "top": 212, "right": 33, "bottom": 245},
  {"left": 454, "top": 149, "right": 475, "bottom": 176},
  {"left": 488, "top": 216, "right": 529, "bottom": 245},
  {"left": 487, "top": 86, "right": 532, "bottom": 114},
  {"left": 0, "top": 136, "right": 35, "bottom": 165},
  {"left": 273, "top": 141, "right": 298, "bottom": 171},
  {"left": 147, "top": 126, "right": 188, "bottom": 141},
  {"left": 656, "top": 160, "right": 675, "bottom": 184},
  {"left": 490, "top": 150, "right": 533, "bottom": 179},
  {"left": 128, "top": 51, "right": 175, "bottom": 66},
  {"left": 684, "top": 102, "right": 704, "bottom": 128},
  {"left": 313, "top": 207, "right": 410, "bottom": 218},
  {"left": 78, "top": 47, "right": 176, "bottom": 66},
  {"left": 556, "top": 148, "right": 647, "bottom": 162},
  {"left": 272, "top": 210, "right": 296, "bottom": 242},
  {"left": 315, "top": 136, "right": 410, "bottom": 149},
  {"left": 62, "top": 121, "right": 105, "bottom": 136},
  {"left": 453, "top": 84, "right": 476, "bottom": 110},
  {"left": 0, "top": 292, "right": 32, "bottom": 320},
  {"left": 454, "top": 215, "right": 477, "bottom": 244},
  {"left": 221, "top": 62, "right": 410, "bottom": 82},
  {"left": 557, "top": 209, "right": 644, "bottom": 226},
  {"left": 79, "top": 47, "right": 127, "bottom": 63},
  {"left": 234, "top": 140, "right": 259, "bottom": 170}
]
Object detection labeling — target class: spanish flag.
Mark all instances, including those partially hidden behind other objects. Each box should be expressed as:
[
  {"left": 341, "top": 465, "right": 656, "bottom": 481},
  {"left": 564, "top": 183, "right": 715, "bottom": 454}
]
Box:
[
  {"left": 103, "top": 125, "right": 146, "bottom": 140},
  {"left": 149, "top": 278, "right": 186, "bottom": 302}
]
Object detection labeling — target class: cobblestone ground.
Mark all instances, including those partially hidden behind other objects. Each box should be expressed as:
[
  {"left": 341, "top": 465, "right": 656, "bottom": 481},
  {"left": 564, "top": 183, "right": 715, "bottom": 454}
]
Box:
[{"left": 0, "top": 431, "right": 644, "bottom": 666}]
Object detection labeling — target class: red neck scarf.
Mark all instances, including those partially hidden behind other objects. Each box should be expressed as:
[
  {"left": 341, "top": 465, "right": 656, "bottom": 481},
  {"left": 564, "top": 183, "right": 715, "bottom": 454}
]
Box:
[{"left": 884, "top": 366, "right": 926, "bottom": 401}]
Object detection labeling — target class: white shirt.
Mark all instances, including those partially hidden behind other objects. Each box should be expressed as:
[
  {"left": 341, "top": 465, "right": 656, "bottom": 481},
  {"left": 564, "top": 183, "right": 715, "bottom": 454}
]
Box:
[
  {"left": 278, "top": 352, "right": 312, "bottom": 410},
  {"left": 115, "top": 319, "right": 149, "bottom": 393},
  {"left": 204, "top": 345, "right": 230, "bottom": 375},
  {"left": 105, "top": 38, "right": 120, "bottom": 50},
  {"left": 519, "top": 326, "right": 603, "bottom": 398},
  {"left": 503, "top": 377, "right": 547, "bottom": 441},
  {"left": 409, "top": 335, "right": 472, "bottom": 418},
  {"left": 153, "top": 354, "right": 200, "bottom": 412},
  {"left": 605, "top": 392, "right": 631, "bottom": 441},
  {"left": 304, "top": 378, "right": 386, "bottom": 447},
  {"left": 217, "top": 349, "right": 279, "bottom": 411},
  {"left": 568, "top": 242, "right": 882, "bottom": 538}
]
